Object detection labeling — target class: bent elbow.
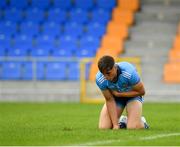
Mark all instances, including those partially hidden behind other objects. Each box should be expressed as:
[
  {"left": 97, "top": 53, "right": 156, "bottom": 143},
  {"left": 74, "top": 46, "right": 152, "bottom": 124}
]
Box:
[{"left": 141, "top": 90, "right": 145, "bottom": 96}]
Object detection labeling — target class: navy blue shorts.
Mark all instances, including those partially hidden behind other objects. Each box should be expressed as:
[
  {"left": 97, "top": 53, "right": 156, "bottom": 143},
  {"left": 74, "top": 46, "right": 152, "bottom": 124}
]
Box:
[{"left": 114, "top": 96, "right": 144, "bottom": 108}]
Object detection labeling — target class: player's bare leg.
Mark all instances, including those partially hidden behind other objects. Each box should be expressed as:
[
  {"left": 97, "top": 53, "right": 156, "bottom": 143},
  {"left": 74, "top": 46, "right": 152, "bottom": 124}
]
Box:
[
  {"left": 99, "top": 103, "right": 124, "bottom": 129},
  {"left": 126, "top": 100, "right": 144, "bottom": 129}
]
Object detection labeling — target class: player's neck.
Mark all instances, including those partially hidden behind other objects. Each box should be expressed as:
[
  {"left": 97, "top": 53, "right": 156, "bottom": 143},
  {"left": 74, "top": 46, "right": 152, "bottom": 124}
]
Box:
[{"left": 112, "top": 66, "right": 120, "bottom": 83}]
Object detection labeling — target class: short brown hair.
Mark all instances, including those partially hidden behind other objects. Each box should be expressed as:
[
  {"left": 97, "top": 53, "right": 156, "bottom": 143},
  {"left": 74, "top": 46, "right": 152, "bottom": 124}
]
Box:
[{"left": 98, "top": 55, "right": 115, "bottom": 73}]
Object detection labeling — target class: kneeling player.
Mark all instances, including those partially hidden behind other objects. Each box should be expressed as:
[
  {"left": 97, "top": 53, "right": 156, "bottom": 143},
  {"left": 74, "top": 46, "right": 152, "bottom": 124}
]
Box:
[{"left": 96, "top": 55, "right": 149, "bottom": 129}]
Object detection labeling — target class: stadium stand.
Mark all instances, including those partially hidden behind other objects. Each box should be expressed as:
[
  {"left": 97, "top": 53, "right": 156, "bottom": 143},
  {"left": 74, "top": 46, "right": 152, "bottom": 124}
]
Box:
[
  {"left": 19, "top": 21, "right": 40, "bottom": 37},
  {"left": 1, "top": 61, "right": 21, "bottom": 80},
  {"left": 0, "top": 0, "right": 141, "bottom": 81},
  {"left": 89, "top": 0, "right": 139, "bottom": 81},
  {"left": 0, "top": 0, "right": 180, "bottom": 102},
  {"left": 164, "top": 22, "right": 180, "bottom": 83},
  {"left": 47, "top": 8, "right": 67, "bottom": 24},
  {"left": 0, "top": 0, "right": 117, "bottom": 81},
  {"left": 53, "top": 0, "right": 72, "bottom": 10},
  {"left": 46, "top": 62, "right": 67, "bottom": 80},
  {"left": 10, "top": 0, "right": 29, "bottom": 9},
  {"left": 21, "top": 61, "right": 33, "bottom": 80},
  {"left": 4, "top": 7, "right": 23, "bottom": 22},
  {"left": 120, "top": 0, "right": 180, "bottom": 102}
]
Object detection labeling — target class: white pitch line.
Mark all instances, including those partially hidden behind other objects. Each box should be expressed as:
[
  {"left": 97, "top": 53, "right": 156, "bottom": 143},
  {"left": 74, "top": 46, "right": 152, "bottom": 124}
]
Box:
[
  {"left": 140, "top": 132, "right": 180, "bottom": 140},
  {"left": 74, "top": 132, "right": 180, "bottom": 146},
  {"left": 78, "top": 139, "right": 122, "bottom": 146}
]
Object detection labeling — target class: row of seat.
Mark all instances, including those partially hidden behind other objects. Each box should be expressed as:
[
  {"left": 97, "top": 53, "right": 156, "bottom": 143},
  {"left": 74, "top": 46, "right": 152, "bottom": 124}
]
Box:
[
  {"left": 0, "top": 61, "right": 90, "bottom": 80},
  {"left": 0, "top": 0, "right": 116, "bottom": 10},
  {"left": 0, "top": 8, "right": 111, "bottom": 24},
  {"left": 0, "top": 35, "right": 100, "bottom": 57},
  {"left": 164, "top": 22, "right": 180, "bottom": 83},
  {"left": 0, "top": 48, "right": 97, "bottom": 58},
  {"left": 0, "top": 0, "right": 114, "bottom": 81},
  {"left": 1, "top": 34, "right": 100, "bottom": 46},
  {"left": 0, "top": 21, "right": 106, "bottom": 38}
]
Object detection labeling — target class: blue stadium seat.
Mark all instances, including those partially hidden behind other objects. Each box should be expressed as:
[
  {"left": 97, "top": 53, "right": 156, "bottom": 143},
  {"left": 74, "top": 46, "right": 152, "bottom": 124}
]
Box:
[
  {"left": 9, "top": 0, "right": 29, "bottom": 9},
  {"left": 79, "top": 36, "right": 99, "bottom": 52},
  {"left": 8, "top": 46, "right": 29, "bottom": 57},
  {"left": 76, "top": 48, "right": 96, "bottom": 58},
  {"left": 67, "top": 62, "right": 80, "bottom": 80},
  {"left": 53, "top": 0, "right": 72, "bottom": 9},
  {"left": 86, "top": 23, "right": 106, "bottom": 38},
  {"left": 91, "top": 8, "right": 111, "bottom": 25},
  {"left": 1, "top": 61, "right": 21, "bottom": 80},
  {"left": 25, "top": 8, "right": 45, "bottom": 23},
  {"left": 46, "top": 62, "right": 67, "bottom": 80},
  {"left": 85, "top": 62, "right": 91, "bottom": 80},
  {"left": 31, "top": 0, "right": 51, "bottom": 9},
  {"left": 10, "top": 35, "right": 32, "bottom": 57},
  {"left": 21, "top": 61, "right": 33, "bottom": 80},
  {"left": 69, "top": 8, "right": 88, "bottom": 24},
  {"left": 0, "top": 47, "right": 7, "bottom": 57},
  {"left": 0, "top": 0, "right": 7, "bottom": 9},
  {"left": 0, "top": 10, "right": 3, "bottom": 20},
  {"left": 20, "top": 21, "right": 39, "bottom": 37},
  {"left": 35, "top": 35, "right": 55, "bottom": 48},
  {"left": 0, "top": 34, "right": 11, "bottom": 49},
  {"left": 0, "top": 62, "right": 2, "bottom": 78},
  {"left": 52, "top": 48, "right": 73, "bottom": 57},
  {"left": 8, "top": 35, "right": 32, "bottom": 57},
  {"left": 74, "top": 0, "right": 94, "bottom": 10},
  {"left": 64, "top": 22, "right": 83, "bottom": 38},
  {"left": 0, "top": 21, "right": 17, "bottom": 36},
  {"left": 47, "top": 8, "right": 67, "bottom": 24},
  {"left": 36, "top": 62, "right": 46, "bottom": 80},
  {"left": 30, "top": 45, "right": 51, "bottom": 57},
  {"left": 42, "top": 22, "right": 60, "bottom": 37},
  {"left": 30, "top": 35, "right": 54, "bottom": 56},
  {"left": 96, "top": 0, "right": 116, "bottom": 10},
  {"left": 14, "top": 35, "right": 33, "bottom": 48},
  {"left": 58, "top": 35, "right": 78, "bottom": 53},
  {"left": 4, "top": 8, "right": 22, "bottom": 22}
]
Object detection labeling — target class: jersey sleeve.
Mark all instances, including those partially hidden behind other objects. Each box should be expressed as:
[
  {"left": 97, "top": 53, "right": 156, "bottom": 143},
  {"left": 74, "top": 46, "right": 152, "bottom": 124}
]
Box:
[
  {"left": 129, "top": 71, "right": 140, "bottom": 86},
  {"left": 96, "top": 78, "right": 107, "bottom": 91}
]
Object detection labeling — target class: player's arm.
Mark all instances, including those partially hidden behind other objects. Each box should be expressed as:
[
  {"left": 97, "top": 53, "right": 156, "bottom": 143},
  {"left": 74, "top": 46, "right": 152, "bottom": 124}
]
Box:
[
  {"left": 101, "top": 89, "right": 119, "bottom": 129},
  {"left": 111, "top": 81, "right": 145, "bottom": 98}
]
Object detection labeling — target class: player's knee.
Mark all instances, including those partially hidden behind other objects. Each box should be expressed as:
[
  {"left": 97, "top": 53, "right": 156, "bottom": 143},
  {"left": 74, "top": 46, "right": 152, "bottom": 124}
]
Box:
[
  {"left": 127, "top": 122, "right": 142, "bottom": 129},
  {"left": 127, "top": 123, "right": 137, "bottom": 129},
  {"left": 98, "top": 124, "right": 112, "bottom": 129}
]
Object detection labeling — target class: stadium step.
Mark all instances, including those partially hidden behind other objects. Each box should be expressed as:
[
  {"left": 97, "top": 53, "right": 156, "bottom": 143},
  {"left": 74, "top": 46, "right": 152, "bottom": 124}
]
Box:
[
  {"left": 122, "top": 0, "right": 180, "bottom": 101},
  {"left": 0, "top": 81, "right": 80, "bottom": 102},
  {"left": 141, "top": 0, "right": 180, "bottom": 5}
]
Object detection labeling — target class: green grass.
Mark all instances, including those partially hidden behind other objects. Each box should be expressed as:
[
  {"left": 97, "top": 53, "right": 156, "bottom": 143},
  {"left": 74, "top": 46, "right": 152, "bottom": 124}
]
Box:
[{"left": 0, "top": 102, "right": 180, "bottom": 146}]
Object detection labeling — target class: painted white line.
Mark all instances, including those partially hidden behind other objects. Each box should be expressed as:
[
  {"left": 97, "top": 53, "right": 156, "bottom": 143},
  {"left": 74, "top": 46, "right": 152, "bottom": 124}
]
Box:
[
  {"left": 74, "top": 132, "right": 180, "bottom": 146},
  {"left": 78, "top": 139, "right": 122, "bottom": 146},
  {"left": 140, "top": 132, "right": 180, "bottom": 140}
]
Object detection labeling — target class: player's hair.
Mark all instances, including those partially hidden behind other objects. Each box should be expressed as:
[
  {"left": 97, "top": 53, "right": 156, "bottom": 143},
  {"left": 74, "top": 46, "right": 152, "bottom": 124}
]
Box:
[{"left": 98, "top": 55, "right": 115, "bottom": 73}]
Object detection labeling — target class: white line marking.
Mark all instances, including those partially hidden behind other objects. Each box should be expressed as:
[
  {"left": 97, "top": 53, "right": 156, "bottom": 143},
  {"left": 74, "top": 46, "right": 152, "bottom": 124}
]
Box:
[
  {"left": 78, "top": 139, "right": 122, "bottom": 146},
  {"left": 74, "top": 132, "right": 180, "bottom": 146},
  {"left": 140, "top": 132, "right": 180, "bottom": 140}
]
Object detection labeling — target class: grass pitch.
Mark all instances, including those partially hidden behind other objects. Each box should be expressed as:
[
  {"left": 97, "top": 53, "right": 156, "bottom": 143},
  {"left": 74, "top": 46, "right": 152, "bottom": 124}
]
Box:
[{"left": 0, "top": 102, "right": 180, "bottom": 146}]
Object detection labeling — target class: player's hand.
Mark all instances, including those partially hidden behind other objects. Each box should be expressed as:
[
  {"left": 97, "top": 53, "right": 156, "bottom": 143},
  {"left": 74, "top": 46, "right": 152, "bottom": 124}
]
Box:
[
  {"left": 111, "top": 90, "right": 120, "bottom": 97},
  {"left": 113, "top": 125, "right": 119, "bottom": 130}
]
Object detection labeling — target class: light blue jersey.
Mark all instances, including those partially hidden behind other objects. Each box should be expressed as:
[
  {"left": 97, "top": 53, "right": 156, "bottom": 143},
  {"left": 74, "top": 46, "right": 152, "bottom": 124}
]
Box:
[{"left": 96, "top": 62, "right": 140, "bottom": 92}]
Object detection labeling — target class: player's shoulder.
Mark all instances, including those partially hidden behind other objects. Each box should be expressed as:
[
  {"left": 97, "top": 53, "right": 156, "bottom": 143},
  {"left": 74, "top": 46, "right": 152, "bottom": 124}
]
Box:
[
  {"left": 116, "top": 62, "right": 136, "bottom": 79},
  {"left": 117, "top": 62, "right": 136, "bottom": 71},
  {"left": 96, "top": 71, "right": 107, "bottom": 85},
  {"left": 117, "top": 61, "right": 134, "bottom": 68}
]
